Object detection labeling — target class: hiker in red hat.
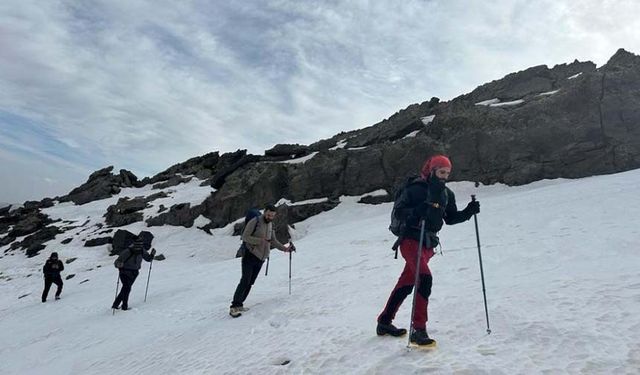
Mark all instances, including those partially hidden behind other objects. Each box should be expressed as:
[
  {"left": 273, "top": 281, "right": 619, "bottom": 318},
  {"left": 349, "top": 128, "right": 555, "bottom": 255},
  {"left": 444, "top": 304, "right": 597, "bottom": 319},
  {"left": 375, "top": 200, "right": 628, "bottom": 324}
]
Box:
[{"left": 377, "top": 155, "right": 480, "bottom": 346}]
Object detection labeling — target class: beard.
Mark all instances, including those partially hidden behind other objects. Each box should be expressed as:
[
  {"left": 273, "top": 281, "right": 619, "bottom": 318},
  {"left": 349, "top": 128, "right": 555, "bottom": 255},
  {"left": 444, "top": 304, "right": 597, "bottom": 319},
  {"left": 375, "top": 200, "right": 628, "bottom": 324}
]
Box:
[{"left": 263, "top": 216, "right": 273, "bottom": 223}]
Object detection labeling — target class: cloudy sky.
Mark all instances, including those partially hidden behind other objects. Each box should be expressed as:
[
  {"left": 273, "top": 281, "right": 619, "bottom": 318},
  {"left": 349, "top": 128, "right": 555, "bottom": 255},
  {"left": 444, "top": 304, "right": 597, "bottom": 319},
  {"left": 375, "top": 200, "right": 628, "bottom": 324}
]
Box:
[{"left": 1, "top": 0, "right": 639, "bottom": 203}]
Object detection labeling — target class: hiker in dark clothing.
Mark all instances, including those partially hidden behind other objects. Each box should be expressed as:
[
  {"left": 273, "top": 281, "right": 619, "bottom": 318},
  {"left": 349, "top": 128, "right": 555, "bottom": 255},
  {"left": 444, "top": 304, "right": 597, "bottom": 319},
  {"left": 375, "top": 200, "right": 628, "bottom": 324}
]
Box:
[
  {"left": 377, "top": 155, "right": 480, "bottom": 346},
  {"left": 42, "top": 252, "right": 64, "bottom": 302},
  {"left": 112, "top": 231, "right": 156, "bottom": 310},
  {"left": 229, "top": 204, "right": 295, "bottom": 317}
]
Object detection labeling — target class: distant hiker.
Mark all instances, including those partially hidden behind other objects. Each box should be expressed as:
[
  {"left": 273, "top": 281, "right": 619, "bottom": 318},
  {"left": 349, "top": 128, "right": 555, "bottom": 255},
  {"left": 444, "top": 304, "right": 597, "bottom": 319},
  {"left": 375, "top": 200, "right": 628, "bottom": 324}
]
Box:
[
  {"left": 112, "top": 231, "right": 156, "bottom": 310},
  {"left": 42, "top": 252, "right": 64, "bottom": 302},
  {"left": 229, "top": 204, "right": 295, "bottom": 318},
  {"left": 377, "top": 155, "right": 480, "bottom": 346}
]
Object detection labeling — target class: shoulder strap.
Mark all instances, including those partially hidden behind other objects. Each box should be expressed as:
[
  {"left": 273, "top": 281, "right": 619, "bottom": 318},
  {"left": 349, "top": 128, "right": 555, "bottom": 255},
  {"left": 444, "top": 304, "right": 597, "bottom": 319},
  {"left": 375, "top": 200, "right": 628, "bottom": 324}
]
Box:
[{"left": 251, "top": 216, "right": 260, "bottom": 236}]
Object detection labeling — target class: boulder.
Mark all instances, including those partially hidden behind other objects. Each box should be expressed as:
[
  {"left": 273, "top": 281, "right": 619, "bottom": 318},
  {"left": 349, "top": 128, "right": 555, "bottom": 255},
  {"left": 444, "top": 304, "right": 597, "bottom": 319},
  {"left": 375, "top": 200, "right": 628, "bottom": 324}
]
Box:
[
  {"left": 146, "top": 203, "right": 202, "bottom": 228},
  {"left": 59, "top": 166, "right": 140, "bottom": 205},
  {"left": 104, "top": 197, "right": 147, "bottom": 227},
  {"left": 26, "top": 243, "right": 46, "bottom": 258},
  {"left": 84, "top": 237, "right": 113, "bottom": 247},
  {"left": 17, "top": 226, "right": 61, "bottom": 250}
]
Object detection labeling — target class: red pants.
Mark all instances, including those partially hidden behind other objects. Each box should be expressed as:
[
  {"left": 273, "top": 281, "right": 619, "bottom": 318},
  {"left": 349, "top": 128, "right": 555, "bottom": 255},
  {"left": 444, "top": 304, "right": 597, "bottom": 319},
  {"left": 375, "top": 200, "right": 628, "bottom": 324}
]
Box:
[{"left": 378, "top": 238, "right": 434, "bottom": 330}]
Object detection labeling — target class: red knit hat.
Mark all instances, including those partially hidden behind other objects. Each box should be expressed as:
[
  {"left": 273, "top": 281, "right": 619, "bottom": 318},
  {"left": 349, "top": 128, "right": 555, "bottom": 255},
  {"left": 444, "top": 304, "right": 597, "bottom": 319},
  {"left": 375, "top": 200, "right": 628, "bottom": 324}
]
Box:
[{"left": 420, "top": 155, "right": 452, "bottom": 179}]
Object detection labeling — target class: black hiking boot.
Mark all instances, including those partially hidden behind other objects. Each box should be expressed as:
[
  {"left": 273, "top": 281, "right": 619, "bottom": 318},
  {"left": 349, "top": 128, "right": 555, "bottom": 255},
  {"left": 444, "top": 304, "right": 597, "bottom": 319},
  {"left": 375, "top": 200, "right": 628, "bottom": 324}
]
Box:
[
  {"left": 410, "top": 329, "right": 435, "bottom": 346},
  {"left": 376, "top": 322, "right": 407, "bottom": 337}
]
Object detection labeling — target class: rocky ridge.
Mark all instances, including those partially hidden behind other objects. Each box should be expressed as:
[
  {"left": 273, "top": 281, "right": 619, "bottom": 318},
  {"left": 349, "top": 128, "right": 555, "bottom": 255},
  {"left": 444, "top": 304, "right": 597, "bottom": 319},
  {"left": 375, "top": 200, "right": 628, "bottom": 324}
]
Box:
[{"left": 2, "top": 49, "right": 639, "bottom": 257}]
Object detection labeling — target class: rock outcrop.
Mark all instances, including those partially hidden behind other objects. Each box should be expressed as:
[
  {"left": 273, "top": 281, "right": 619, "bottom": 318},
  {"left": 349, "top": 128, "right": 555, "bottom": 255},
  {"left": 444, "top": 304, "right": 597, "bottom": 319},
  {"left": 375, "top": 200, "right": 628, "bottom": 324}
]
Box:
[{"left": 59, "top": 167, "right": 140, "bottom": 205}]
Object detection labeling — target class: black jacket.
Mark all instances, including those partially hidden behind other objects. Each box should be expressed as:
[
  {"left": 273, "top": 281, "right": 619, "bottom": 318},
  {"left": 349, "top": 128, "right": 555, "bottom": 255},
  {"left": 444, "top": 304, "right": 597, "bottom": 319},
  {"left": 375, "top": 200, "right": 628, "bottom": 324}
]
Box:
[
  {"left": 114, "top": 239, "right": 154, "bottom": 271},
  {"left": 43, "top": 259, "right": 64, "bottom": 277},
  {"left": 394, "top": 178, "right": 472, "bottom": 244}
]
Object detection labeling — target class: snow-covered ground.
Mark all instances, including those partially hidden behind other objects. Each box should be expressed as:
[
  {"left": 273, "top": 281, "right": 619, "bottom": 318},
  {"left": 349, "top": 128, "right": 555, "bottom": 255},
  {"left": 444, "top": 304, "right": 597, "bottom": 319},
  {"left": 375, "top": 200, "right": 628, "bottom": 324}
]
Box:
[{"left": 1, "top": 169, "right": 640, "bottom": 374}]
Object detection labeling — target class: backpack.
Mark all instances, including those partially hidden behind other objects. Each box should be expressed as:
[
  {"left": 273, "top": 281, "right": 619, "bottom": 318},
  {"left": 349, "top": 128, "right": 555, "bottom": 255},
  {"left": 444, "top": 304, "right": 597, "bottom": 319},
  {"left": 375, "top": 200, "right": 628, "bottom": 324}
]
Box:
[
  {"left": 389, "top": 176, "right": 420, "bottom": 237},
  {"left": 235, "top": 208, "right": 262, "bottom": 258},
  {"left": 388, "top": 176, "right": 449, "bottom": 237}
]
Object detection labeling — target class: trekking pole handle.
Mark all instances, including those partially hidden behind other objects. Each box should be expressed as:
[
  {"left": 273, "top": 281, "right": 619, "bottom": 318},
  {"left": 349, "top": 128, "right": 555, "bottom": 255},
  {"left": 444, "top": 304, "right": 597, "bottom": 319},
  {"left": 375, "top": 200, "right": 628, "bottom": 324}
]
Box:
[{"left": 471, "top": 194, "right": 476, "bottom": 202}]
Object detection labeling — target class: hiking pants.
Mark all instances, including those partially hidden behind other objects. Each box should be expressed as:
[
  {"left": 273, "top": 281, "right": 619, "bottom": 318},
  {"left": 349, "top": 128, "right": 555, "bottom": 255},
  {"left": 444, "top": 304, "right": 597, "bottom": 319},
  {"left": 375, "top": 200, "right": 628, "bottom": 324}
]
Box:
[
  {"left": 378, "top": 238, "right": 434, "bottom": 330},
  {"left": 231, "top": 251, "right": 264, "bottom": 308},
  {"left": 113, "top": 269, "right": 139, "bottom": 308},
  {"left": 42, "top": 275, "right": 63, "bottom": 302}
]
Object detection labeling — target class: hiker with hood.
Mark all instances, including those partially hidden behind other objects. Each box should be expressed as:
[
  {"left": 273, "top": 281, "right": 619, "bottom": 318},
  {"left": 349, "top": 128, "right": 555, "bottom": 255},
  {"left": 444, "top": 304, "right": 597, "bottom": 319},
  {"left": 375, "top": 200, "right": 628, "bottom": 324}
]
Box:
[
  {"left": 376, "top": 155, "right": 480, "bottom": 346},
  {"left": 229, "top": 204, "right": 295, "bottom": 317},
  {"left": 112, "top": 231, "right": 156, "bottom": 310},
  {"left": 42, "top": 252, "right": 64, "bottom": 302}
]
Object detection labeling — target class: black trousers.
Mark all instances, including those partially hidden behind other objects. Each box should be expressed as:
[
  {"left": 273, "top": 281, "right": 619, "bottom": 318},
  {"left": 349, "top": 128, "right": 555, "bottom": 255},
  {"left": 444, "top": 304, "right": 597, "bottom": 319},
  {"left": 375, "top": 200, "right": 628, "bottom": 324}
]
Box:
[
  {"left": 231, "top": 251, "right": 264, "bottom": 308},
  {"left": 113, "top": 269, "right": 139, "bottom": 308},
  {"left": 42, "top": 275, "right": 63, "bottom": 301}
]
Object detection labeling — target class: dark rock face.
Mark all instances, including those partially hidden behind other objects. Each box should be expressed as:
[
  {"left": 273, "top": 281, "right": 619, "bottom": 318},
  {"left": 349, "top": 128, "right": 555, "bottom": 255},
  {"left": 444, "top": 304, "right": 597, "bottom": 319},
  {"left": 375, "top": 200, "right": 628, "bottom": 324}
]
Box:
[
  {"left": 265, "top": 144, "right": 310, "bottom": 158},
  {"left": 199, "top": 162, "right": 290, "bottom": 228},
  {"left": 104, "top": 197, "right": 148, "bottom": 227},
  {"left": 0, "top": 235, "right": 16, "bottom": 247},
  {"left": 6, "top": 49, "right": 640, "bottom": 256},
  {"left": 140, "top": 152, "right": 220, "bottom": 185},
  {"left": 26, "top": 244, "right": 46, "bottom": 257},
  {"left": 103, "top": 192, "right": 169, "bottom": 227},
  {"left": 432, "top": 48, "right": 640, "bottom": 185},
  {"left": 307, "top": 98, "right": 440, "bottom": 153},
  {"left": 152, "top": 176, "right": 192, "bottom": 189},
  {"left": 59, "top": 166, "right": 140, "bottom": 205},
  {"left": 196, "top": 137, "right": 435, "bottom": 229},
  {"left": 146, "top": 203, "right": 202, "bottom": 228},
  {"left": 210, "top": 151, "right": 261, "bottom": 189},
  {"left": 84, "top": 237, "right": 113, "bottom": 247},
  {"left": 8, "top": 211, "right": 52, "bottom": 238},
  {"left": 193, "top": 50, "right": 640, "bottom": 228},
  {"left": 359, "top": 193, "right": 392, "bottom": 205},
  {"left": 17, "top": 226, "right": 61, "bottom": 251}
]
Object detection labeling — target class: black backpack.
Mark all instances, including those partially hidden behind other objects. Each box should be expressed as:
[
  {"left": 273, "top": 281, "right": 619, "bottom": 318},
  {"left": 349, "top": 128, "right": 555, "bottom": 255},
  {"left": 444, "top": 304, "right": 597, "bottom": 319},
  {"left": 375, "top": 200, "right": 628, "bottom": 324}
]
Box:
[
  {"left": 235, "top": 208, "right": 262, "bottom": 258},
  {"left": 389, "top": 176, "right": 421, "bottom": 237},
  {"left": 389, "top": 176, "right": 449, "bottom": 237}
]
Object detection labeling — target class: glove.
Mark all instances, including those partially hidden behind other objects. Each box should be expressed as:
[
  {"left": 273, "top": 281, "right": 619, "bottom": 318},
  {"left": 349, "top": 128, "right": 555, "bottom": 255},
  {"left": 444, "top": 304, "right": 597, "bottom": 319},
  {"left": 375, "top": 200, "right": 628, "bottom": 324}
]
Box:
[
  {"left": 115, "top": 260, "right": 124, "bottom": 269},
  {"left": 464, "top": 200, "right": 480, "bottom": 215},
  {"left": 286, "top": 244, "right": 296, "bottom": 252},
  {"left": 150, "top": 248, "right": 156, "bottom": 256}
]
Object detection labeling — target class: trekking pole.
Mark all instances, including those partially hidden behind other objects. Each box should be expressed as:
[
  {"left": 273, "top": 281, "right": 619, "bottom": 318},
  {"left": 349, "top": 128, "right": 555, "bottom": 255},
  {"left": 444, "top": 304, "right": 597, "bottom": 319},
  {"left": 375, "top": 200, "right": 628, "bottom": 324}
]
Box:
[
  {"left": 113, "top": 274, "right": 120, "bottom": 315},
  {"left": 144, "top": 258, "right": 153, "bottom": 303},
  {"left": 288, "top": 249, "right": 292, "bottom": 295},
  {"left": 265, "top": 257, "right": 269, "bottom": 276},
  {"left": 407, "top": 219, "right": 426, "bottom": 347},
  {"left": 471, "top": 195, "right": 491, "bottom": 334}
]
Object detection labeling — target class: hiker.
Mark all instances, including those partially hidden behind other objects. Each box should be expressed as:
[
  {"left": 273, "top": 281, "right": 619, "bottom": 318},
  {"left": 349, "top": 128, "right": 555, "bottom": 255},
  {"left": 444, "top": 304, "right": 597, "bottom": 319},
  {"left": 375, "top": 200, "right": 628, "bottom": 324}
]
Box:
[
  {"left": 229, "top": 204, "right": 295, "bottom": 317},
  {"left": 112, "top": 231, "right": 156, "bottom": 310},
  {"left": 42, "top": 252, "right": 64, "bottom": 302},
  {"left": 377, "top": 155, "right": 480, "bottom": 346}
]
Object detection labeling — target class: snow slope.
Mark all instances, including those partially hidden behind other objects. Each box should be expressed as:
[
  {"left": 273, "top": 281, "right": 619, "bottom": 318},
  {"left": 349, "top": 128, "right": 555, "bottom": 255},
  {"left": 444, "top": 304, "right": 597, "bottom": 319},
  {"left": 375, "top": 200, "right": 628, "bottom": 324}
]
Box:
[{"left": 1, "top": 169, "right": 640, "bottom": 374}]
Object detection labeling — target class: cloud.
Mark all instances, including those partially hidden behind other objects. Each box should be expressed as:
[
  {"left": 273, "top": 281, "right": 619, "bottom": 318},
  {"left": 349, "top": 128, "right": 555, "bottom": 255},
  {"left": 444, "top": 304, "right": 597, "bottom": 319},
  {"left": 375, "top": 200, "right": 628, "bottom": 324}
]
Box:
[{"left": 1, "top": 0, "right": 640, "bottom": 202}]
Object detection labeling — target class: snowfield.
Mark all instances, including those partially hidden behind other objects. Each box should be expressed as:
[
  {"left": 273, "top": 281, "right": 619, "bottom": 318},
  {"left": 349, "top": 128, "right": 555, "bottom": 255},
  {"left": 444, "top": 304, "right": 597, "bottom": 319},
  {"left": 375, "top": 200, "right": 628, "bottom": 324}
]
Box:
[{"left": 1, "top": 169, "right": 640, "bottom": 374}]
